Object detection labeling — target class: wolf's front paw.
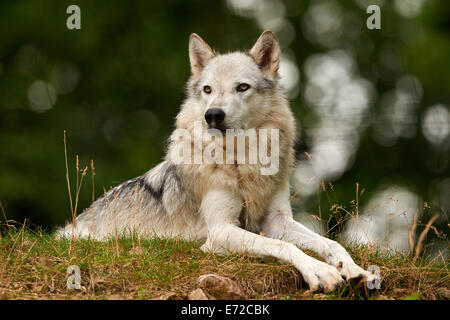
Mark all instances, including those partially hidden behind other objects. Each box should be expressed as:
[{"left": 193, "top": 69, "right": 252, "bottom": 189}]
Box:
[
  {"left": 335, "top": 259, "right": 371, "bottom": 282},
  {"left": 298, "top": 259, "right": 346, "bottom": 292},
  {"left": 326, "top": 243, "right": 371, "bottom": 281}
]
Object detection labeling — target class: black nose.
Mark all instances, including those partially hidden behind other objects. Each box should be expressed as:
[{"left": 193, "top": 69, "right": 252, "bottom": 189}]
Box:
[{"left": 205, "top": 108, "right": 225, "bottom": 125}]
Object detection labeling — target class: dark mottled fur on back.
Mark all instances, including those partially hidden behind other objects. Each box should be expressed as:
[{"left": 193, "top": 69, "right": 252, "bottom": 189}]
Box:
[{"left": 97, "top": 163, "right": 181, "bottom": 204}]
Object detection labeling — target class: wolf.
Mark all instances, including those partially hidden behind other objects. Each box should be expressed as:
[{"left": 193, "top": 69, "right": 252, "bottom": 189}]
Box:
[{"left": 58, "top": 30, "right": 371, "bottom": 292}]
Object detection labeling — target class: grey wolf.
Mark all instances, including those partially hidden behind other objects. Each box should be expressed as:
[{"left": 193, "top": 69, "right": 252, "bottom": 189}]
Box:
[{"left": 58, "top": 30, "right": 371, "bottom": 291}]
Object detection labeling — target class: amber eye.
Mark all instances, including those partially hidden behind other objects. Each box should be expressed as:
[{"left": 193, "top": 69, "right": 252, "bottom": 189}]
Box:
[
  {"left": 203, "top": 85, "right": 212, "bottom": 94},
  {"left": 237, "top": 83, "right": 250, "bottom": 92}
]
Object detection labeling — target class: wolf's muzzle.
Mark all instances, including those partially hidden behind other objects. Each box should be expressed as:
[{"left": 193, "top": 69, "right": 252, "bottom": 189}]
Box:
[{"left": 205, "top": 108, "right": 225, "bottom": 126}]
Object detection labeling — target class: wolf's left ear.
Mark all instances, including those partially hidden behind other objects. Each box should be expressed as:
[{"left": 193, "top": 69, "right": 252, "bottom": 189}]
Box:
[
  {"left": 249, "top": 30, "right": 280, "bottom": 77},
  {"left": 189, "top": 33, "right": 215, "bottom": 77}
]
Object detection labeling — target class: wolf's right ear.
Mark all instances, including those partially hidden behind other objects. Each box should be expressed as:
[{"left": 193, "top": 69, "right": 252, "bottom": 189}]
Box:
[
  {"left": 189, "top": 33, "right": 215, "bottom": 77},
  {"left": 249, "top": 30, "right": 280, "bottom": 78}
]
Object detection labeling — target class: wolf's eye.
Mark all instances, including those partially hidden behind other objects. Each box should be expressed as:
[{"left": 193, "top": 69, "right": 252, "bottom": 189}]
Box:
[
  {"left": 237, "top": 83, "right": 250, "bottom": 92},
  {"left": 203, "top": 85, "right": 212, "bottom": 94}
]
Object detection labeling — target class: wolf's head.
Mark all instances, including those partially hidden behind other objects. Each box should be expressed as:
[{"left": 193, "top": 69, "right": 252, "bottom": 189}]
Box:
[{"left": 184, "top": 30, "right": 285, "bottom": 130}]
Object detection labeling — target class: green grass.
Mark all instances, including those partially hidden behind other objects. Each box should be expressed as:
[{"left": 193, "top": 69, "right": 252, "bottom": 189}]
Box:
[{"left": 0, "top": 225, "right": 448, "bottom": 300}]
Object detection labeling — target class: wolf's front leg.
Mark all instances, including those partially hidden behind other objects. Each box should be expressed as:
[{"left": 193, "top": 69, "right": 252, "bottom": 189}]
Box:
[
  {"left": 261, "top": 185, "right": 371, "bottom": 281},
  {"left": 200, "top": 190, "right": 346, "bottom": 292}
]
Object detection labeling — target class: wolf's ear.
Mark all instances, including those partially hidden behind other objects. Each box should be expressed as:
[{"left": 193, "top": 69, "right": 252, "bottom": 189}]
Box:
[
  {"left": 249, "top": 30, "right": 280, "bottom": 77},
  {"left": 189, "top": 33, "right": 215, "bottom": 77}
]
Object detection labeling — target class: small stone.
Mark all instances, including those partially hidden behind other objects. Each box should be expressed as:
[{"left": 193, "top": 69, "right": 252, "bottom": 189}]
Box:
[
  {"left": 188, "top": 288, "right": 209, "bottom": 300},
  {"left": 198, "top": 274, "right": 246, "bottom": 300},
  {"left": 150, "top": 292, "right": 178, "bottom": 300}
]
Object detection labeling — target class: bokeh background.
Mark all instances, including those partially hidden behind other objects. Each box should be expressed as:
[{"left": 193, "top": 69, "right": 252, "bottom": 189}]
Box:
[{"left": 0, "top": 0, "right": 448, "bottom": 259}]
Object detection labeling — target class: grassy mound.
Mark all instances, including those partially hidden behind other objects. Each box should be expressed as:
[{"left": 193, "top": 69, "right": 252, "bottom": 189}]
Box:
[{"left": 0, "top": 226, "right": 448, "bottom": 300}]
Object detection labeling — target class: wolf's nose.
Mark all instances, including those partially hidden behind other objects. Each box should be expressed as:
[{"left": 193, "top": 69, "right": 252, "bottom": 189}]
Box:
[{"left": 205, "top": 108, "right": 225, "bottom": 125}]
